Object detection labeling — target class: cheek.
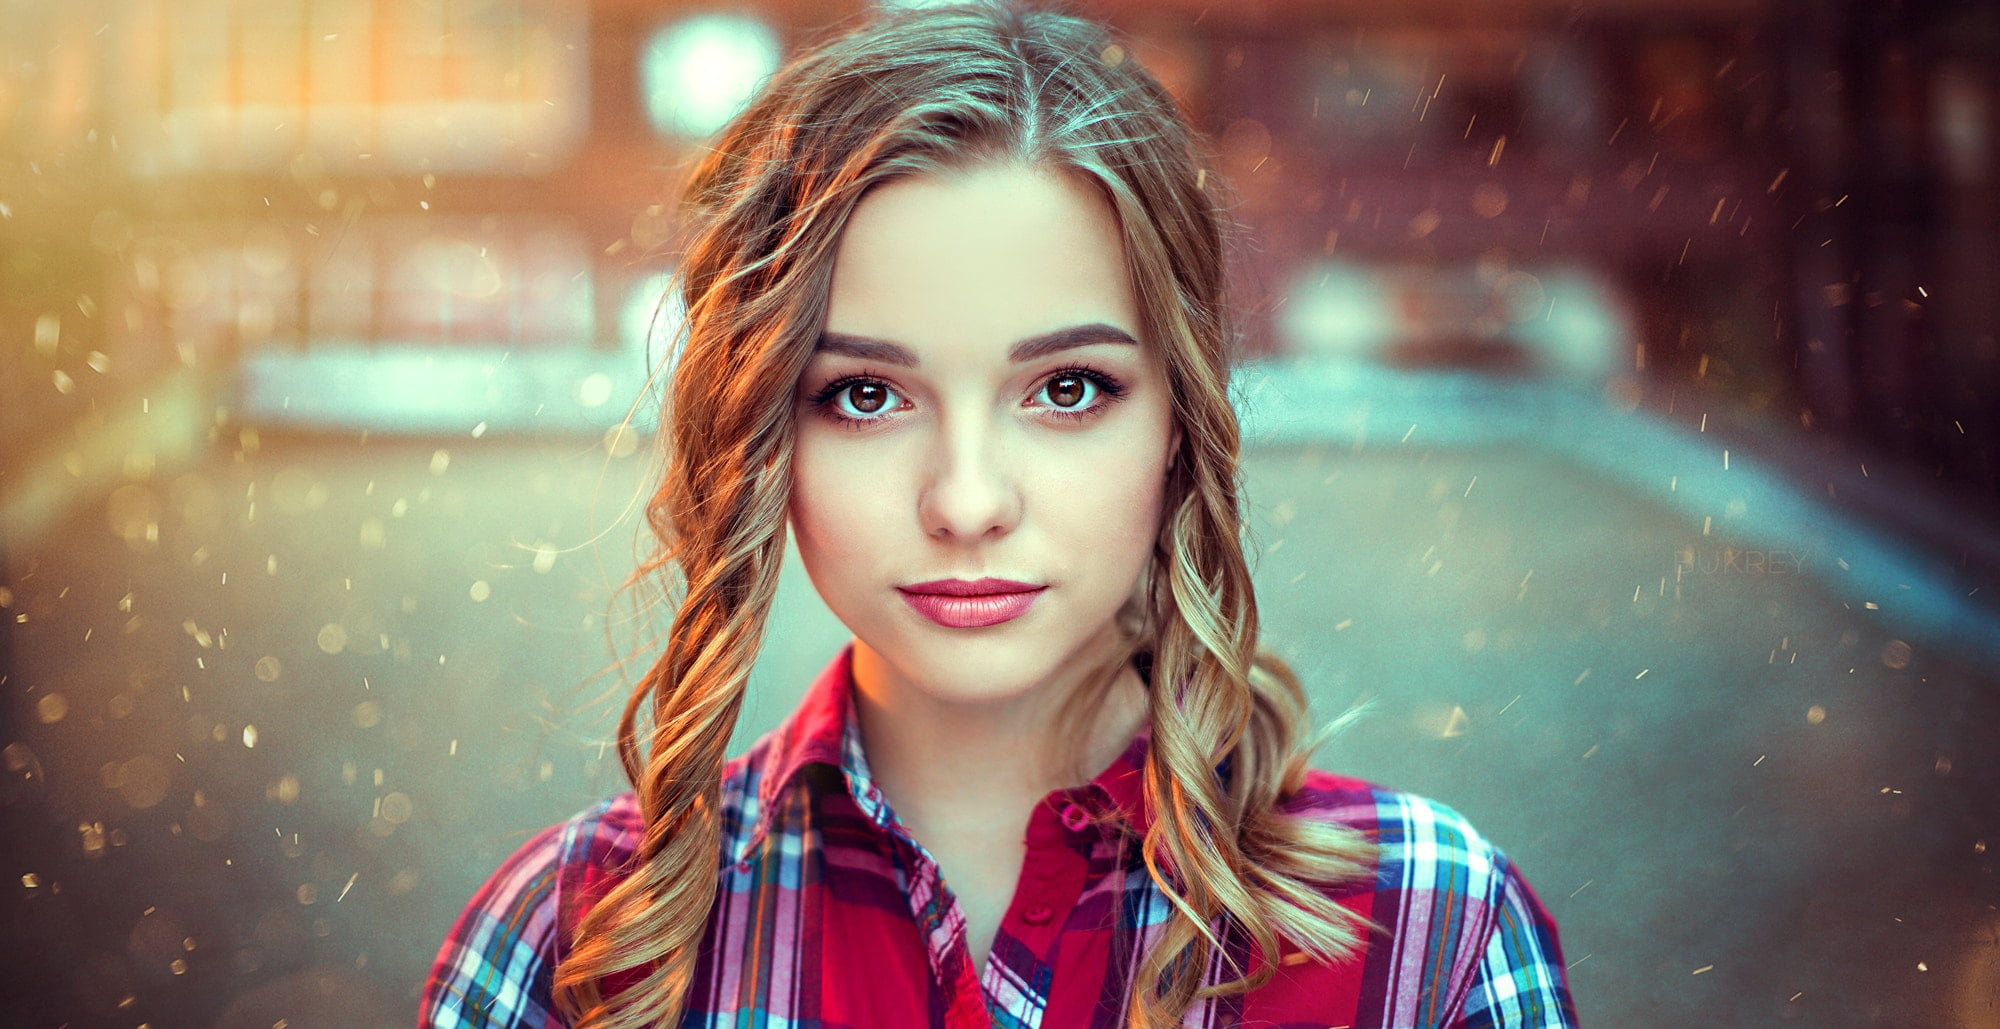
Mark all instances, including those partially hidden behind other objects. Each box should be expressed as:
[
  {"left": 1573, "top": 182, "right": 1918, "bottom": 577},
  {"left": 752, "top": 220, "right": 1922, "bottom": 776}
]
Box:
[
  {"left": 1039, "top": 423, "right": 1172, "bottom": 545},
  {"left": 788, "top": 434, "right": 899, "bottom": 572}
]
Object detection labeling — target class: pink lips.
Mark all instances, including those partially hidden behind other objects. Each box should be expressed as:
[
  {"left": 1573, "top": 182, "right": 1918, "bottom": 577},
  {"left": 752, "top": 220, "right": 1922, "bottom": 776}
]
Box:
[{"left": 897, "top": 577, "right": 1046, "bottom": 629}]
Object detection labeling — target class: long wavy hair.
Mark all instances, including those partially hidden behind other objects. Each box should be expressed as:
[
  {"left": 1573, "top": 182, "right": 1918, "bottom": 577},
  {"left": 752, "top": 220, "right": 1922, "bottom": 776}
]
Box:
[{"left": 554, "top": 3, "right": 1379, "bottom": 1026}]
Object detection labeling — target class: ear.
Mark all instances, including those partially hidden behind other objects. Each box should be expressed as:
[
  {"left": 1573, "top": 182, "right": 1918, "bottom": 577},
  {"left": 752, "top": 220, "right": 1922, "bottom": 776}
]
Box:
[{"left": 1166, "top": 423, "right": 1183, "bottom": 476}]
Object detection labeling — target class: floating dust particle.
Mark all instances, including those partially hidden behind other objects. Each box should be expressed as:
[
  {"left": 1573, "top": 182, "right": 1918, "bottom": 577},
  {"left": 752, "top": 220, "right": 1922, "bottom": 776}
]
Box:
[
  {"left": 34, "top": 313, "right": 60, "bottom": 353},
  {"left": 4, "top": 743, "right": 43, "bottom": 782},
  {"left": 1692, "top": 964, "right": 1713, "bottom": 975},
  {"left": 1881, "top": 639, "right": 1912, "bottom": 669},
  {"left": 539, "top": 760, "right": 555, "bottom": 782},
  {"left": 116, "top": 755, "right": 170, "bottom": 809},
  {"left": 336, "top": 872, "right": 359, "bottom": 902},
  {"left": 36, "top": 693, "right": 68, "bottom": 724},
  {"left": 468, "top": 580, "right": 491, "bottom": 603},
  {"left": 359, "top": 518, "right": 386, "bottom": 549},
  {"left": 379, "top": 792, "right": 413, "bottom": 824},
  {"left": 1471, "top": 182, "right": 1508, "bottom": 218},
  {"left": 532, "top": 543, "right": 557, "bottom": 574},
  {"left": 317, "top": 623, "right": 347, "bottom": 654},
  {"left": 1807, "top": 705, "right": 1827, "bottom": 724},
  {"left": 269, "top": 467, "right": 329, "bottom": 514},
  {"left": 1099, "top": 43, "right": 1125, "bottom": 65},
  {"left": 254, "top": 656, "right": 282, "bottom": 682},
  {"left": 267, "top": 554, "right": 277, "bottom": 575},
  {"left": 429, "top": 449, "right": 450, "bottom": 475},
  {"left": 106, "top": 484, "right": 162, "bottom": 545},
  {"left": 578, "top": 373, "right": 613, "bottom": 407},
  {"left": 352, "top": 701, "right": 382, "bottom": 729},
  {"left": 268, "top": 774, "right": 300, "bottom": 803},
  {"left": 603, "top": 424, "right": 638, "bottom": 458},
  {"left": 296, "top": 883, "right": 318, "bottom": 905},
  {"left": 470, "top": 421, "right": 487, "bottom": 438},
  {"left": 391, "top": 498, "right": 408, "bottom": 518},
  {"left": 242, "top": 725, "right": 258, "bottom": 748},
  {"left": 22, "top": 872, "right": 40, "bottom": 887},
  {"left": 169, "top": 958, "right": 186, "bottom": 975}
]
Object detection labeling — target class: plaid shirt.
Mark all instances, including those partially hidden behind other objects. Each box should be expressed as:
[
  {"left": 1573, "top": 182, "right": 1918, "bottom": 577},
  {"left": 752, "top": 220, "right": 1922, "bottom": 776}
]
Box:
[{"left": 422, "top": 646, "right": 1577, "bottom": 1028}]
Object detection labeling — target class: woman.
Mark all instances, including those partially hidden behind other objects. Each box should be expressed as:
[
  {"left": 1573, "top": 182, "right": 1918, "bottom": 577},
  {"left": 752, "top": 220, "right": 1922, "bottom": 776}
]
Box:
[{"left": 422, "top": 3, "right": 1576, "bottom": 1027}]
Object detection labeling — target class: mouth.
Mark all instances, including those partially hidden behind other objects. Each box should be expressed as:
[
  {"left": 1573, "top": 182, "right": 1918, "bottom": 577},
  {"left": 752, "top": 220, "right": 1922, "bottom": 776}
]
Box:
[{"left": 897, "top": 578, "right": 1046, "bottom": 628}]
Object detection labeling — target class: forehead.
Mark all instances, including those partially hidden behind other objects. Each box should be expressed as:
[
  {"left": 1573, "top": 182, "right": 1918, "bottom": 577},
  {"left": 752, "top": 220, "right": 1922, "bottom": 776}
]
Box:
[{"left": 822, "top": 163, "right": 1140, "bottom": 356}]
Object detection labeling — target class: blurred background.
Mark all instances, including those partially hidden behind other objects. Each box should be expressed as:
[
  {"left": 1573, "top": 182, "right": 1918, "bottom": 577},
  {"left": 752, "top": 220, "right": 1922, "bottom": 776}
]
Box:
[{"left": 2, "top": 0, "right": 1997, "bottom": 1024}]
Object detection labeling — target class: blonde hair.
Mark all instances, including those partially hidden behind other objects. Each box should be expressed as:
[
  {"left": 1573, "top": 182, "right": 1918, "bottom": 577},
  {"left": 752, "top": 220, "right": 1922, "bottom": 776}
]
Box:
[{"left": 554, "top": 3, "right": 1378, "bottom": 1026}]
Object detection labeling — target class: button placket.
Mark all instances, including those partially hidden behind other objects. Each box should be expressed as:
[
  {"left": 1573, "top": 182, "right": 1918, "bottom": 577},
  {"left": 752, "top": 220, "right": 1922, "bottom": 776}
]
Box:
[{"left": 998, "top": 794, "right": 1094, "bottom": 961}]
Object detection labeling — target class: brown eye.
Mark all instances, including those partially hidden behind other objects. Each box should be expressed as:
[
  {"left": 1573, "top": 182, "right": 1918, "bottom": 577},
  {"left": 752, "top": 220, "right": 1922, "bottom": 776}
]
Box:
[
  {"left": 1046, "top": 375, "right": 1086, "bottom": 408},
  {"left": 849, "top": 382, "right": 889, "bottom": 414}
]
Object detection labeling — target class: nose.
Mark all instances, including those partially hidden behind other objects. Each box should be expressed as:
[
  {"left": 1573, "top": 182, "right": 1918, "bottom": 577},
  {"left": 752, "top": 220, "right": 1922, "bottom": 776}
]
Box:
[{"left": 917, "top": 410, "right": 1021, "bottom": 543}]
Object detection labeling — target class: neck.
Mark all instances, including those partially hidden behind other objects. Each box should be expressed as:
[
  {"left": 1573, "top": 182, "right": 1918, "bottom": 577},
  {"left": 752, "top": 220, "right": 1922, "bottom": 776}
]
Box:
[{"left": 849, "top": 632, "right": 1149, "bottom": 833}]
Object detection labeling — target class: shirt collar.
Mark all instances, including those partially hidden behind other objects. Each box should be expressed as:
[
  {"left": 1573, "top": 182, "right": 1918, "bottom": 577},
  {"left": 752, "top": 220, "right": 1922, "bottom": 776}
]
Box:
[{"left": 734, "top": 642, "right": 1155, "bottom": 865}]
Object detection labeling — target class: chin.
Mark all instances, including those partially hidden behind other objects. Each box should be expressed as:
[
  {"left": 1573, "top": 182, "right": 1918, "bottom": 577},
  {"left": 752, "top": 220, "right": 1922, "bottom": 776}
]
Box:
[{"left": 861, "top": 628, "right": 1064, "bottom": 705}]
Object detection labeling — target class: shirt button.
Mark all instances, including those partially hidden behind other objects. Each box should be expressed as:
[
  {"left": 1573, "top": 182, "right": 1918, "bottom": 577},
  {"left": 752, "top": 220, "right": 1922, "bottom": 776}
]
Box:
[
  {"left": 1022, "top": 902, "right": 1054, "bottom": 926},
  {"left": 1060, "top": 802, "right": 1090, "bottom": 832}
]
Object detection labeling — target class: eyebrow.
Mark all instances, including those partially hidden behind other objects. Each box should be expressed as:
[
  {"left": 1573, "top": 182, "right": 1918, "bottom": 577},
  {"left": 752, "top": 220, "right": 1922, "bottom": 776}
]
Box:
[{"left": 813, "top": 322, "right": 1139, "bottom": 367}]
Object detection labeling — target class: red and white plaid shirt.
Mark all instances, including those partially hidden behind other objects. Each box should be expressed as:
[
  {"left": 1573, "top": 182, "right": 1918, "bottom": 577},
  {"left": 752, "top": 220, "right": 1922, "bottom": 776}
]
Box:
[{"left": 422, "top": 644, "right": 1576, "bottom": 1027}]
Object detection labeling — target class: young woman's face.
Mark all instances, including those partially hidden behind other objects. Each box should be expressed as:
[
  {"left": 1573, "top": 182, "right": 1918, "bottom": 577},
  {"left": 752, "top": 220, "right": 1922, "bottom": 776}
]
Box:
[{"left": 788, "top": 162, "right": 1180, "bottom": 707}]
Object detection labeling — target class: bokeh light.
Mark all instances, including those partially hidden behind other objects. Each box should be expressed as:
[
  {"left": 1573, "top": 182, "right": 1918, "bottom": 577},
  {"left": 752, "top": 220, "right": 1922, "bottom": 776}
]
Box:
[{"left": 640, "top": 14, "right": 782, "bottom": 141}]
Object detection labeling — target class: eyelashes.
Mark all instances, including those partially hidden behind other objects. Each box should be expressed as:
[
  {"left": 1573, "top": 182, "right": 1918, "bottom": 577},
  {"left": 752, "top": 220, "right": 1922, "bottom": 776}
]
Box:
[{"left": 806, "top": 366, "right": 1130, "bottom": 429}]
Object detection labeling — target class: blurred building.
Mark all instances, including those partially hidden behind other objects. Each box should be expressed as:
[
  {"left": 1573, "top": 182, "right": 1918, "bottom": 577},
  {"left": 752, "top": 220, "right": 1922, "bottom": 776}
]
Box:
[{"left": 4, "top": 1, "right": 1997, "bottom": 505}]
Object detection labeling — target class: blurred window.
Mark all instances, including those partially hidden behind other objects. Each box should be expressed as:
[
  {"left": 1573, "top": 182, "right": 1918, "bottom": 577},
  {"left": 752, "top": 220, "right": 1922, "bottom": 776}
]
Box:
[
  {"left": 1280, "top": 258, "right": 1631, "bottom": 382},
  {"left": 125, "top": 219, "right": 591, "bottom": 354},
  {"left": 109, "top": 0, "right": 589, "bottom": 175}
]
